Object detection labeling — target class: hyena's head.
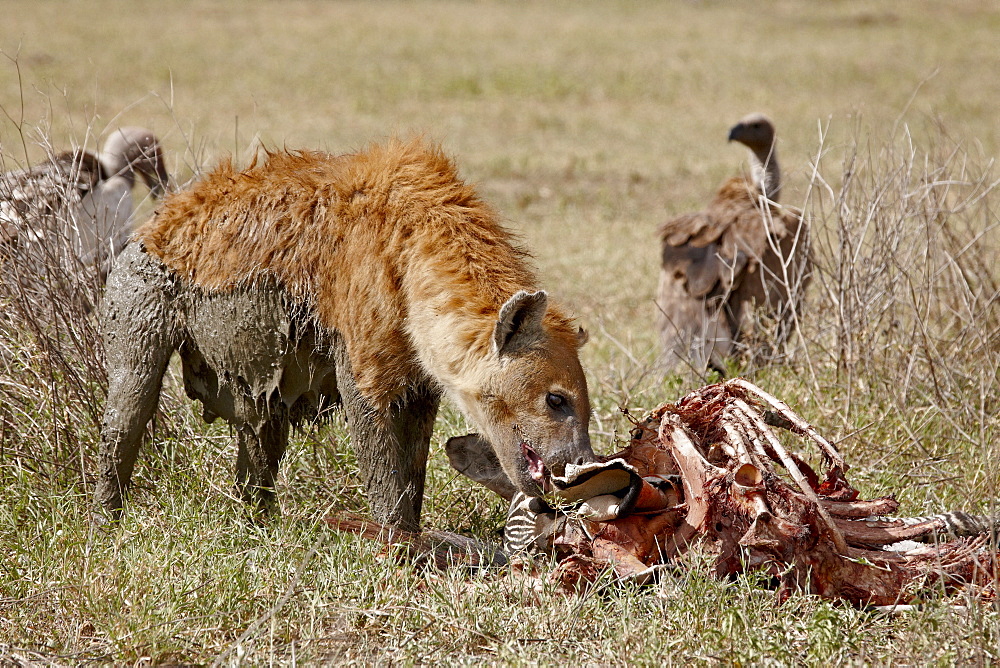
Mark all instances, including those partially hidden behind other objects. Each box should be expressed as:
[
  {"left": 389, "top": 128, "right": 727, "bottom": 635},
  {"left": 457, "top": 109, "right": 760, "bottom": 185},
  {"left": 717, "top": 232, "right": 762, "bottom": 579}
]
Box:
[{"left": 458, "top": 290, "right": 595, "bottom": 497}]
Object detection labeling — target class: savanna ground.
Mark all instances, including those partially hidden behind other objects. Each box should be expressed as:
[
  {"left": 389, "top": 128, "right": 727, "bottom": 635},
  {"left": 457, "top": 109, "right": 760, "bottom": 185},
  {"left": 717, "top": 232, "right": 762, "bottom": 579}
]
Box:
[{"left": 2, "top": 1, "right": 999, "bottom": 664}]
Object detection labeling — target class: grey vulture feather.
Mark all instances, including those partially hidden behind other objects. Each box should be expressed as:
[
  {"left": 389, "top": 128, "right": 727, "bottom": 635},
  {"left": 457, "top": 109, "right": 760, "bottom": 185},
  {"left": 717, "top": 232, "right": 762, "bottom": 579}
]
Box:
[
  {"left": 656, "top": 113, "right": 811, "bottom": 373},
  {"left": 0, "top": 126, "right": 169, "bottom": 286}
]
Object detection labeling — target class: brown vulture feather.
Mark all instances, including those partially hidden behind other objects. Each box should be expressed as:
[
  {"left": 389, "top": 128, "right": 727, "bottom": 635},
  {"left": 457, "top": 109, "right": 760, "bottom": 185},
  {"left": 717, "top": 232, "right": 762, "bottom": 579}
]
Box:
[{"left": 656, "top": 113, "right": 811, "bottom": 373}]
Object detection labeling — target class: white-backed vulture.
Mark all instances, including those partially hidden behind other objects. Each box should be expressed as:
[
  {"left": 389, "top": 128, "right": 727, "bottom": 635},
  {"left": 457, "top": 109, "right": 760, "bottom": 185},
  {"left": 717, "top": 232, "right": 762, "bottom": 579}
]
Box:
[
  {"left": 0, "top": 126, "right": 169, "bottom": 278},
  {"left": 656, "top": 113, "right": 811, "bottom": 373}
]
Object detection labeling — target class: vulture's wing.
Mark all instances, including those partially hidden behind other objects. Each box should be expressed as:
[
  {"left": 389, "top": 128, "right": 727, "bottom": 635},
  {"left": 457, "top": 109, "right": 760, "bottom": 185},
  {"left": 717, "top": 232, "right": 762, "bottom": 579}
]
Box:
[
  {"left": 656, "top": 247, "right": 735, "bottom": 372},
  {"left": 705, "top": 177, "right": 774, "bottom": 262},
  {"left": 1, "top": 151, "right": 100, "bottom": 230},
  {"left": 724, "top": 196, "right": 811, "bottom": 349},
  {"left": 660, "top": 234, "right": 732, "bottom": 298},
  {"left": 658, "top": 210, "right": 725, "bottom": 249},
  {"left": 1, "top": 151, "right": 105, "bottom": 288},
  {"left": 658, "top": 177, "right": 762, "bottom": 299},
  {"left": 657, "top": 207, "right": 743, "bottom": 372}
]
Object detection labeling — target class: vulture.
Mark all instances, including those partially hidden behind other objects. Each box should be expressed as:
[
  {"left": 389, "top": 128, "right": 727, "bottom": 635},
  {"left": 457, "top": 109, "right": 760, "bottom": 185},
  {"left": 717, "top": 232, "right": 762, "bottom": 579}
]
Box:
[
  {"left": 656, "top": 113, "right": 811, "bottom": 373},
  {"left": 0, "top": 126, "right": 169, "bottom": 282}
]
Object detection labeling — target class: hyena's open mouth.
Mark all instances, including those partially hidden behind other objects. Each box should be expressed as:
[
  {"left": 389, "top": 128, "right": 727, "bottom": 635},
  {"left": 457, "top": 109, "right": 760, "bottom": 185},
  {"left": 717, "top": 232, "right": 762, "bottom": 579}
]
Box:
[{"left": 520, "top": 441, "right": 551, "bottom": 493}]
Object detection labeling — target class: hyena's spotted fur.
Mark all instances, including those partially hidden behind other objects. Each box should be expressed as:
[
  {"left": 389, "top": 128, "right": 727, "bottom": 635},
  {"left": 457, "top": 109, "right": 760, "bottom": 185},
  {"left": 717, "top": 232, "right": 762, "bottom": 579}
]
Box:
[{"left": 97, "top": 138, "right": 594, "bottom": 530}]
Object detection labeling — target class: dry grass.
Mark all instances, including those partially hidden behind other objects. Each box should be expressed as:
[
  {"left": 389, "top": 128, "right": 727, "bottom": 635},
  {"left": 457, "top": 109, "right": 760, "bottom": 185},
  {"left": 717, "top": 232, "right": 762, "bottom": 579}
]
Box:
[{"left": 2, "top": 1, "right": 999, "bottom": 664}]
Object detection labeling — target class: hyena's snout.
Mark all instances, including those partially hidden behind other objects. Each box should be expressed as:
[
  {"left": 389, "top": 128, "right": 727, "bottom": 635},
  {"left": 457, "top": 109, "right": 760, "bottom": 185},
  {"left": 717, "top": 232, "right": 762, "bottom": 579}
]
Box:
[
  {"left": 446, "top": 430, "right": 595, "bottom": 502},
  {"left": 543, "top": 439, "right": 596, "bottom": 478},
  {"left": 520, "top": 425, "right": 596, "bottom": 491}
]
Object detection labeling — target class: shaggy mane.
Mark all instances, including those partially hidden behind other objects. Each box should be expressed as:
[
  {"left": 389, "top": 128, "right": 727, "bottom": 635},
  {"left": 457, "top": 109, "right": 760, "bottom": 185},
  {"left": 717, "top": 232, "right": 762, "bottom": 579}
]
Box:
[{"left": 139, "top": 137, "right": 581, "bottom": 400}]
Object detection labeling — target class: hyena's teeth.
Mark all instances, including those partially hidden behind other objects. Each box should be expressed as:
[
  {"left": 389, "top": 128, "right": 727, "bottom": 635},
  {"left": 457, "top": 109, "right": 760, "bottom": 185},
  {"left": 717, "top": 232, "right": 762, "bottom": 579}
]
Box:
[{"left": 521, "top": 441, "right": 547, "bottom": 483}]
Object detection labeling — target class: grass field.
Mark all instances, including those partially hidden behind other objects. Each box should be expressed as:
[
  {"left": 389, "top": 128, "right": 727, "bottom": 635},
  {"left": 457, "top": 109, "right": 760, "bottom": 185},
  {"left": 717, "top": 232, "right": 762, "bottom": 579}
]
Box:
[{"left": 2, "top": 1, "right": 999, "bottom": 664}]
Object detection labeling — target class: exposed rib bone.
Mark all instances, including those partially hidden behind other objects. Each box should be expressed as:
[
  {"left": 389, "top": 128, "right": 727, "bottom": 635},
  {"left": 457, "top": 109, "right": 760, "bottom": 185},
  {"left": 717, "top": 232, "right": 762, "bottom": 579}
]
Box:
[
  {"left": 834, "top": 516, "right": 948, "bottom": 548},
  {"left": 721, "top": 410, "right": 766, "bottom": 468},
  {"left": 731, "top": 397, "right": 849, "bottom": 554},
  {"left": 822, "top": 497, "right": 900, "bottom": 518},
  {"left": 729, "top": 377, "right": 846, "bottom": 469}
]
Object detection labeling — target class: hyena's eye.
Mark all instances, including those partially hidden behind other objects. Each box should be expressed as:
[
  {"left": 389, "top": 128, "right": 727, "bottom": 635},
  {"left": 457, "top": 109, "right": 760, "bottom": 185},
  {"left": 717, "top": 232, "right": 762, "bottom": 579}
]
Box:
[{"left": 546, "top": 392, "right": 566, "bottom": 410}]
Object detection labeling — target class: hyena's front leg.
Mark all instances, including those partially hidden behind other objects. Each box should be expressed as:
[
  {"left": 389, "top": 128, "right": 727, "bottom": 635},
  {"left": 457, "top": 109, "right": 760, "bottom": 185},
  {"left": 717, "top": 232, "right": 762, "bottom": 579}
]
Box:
[
  {"left": 346, "top": 387, "right": 440, "bottom": 532},
  {"left": 333, "top": 344, "right": 439, "bottom": 531}
]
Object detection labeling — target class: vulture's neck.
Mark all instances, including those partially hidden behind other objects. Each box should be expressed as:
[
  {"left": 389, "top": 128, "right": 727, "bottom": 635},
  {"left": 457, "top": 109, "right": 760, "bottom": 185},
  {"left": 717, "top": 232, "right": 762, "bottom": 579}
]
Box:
[
  {"left": 98, "top": 152, "right": 136, "bottom": 189},
  {"left": 749, "top": 144, "right": 781, "bottom": 202}
]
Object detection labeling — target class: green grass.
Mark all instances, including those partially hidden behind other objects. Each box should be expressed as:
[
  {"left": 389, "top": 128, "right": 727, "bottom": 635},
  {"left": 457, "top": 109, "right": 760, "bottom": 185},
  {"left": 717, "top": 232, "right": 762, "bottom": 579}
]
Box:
[{"left": 2, "top": 0, "right": 999, "bottom": 664}]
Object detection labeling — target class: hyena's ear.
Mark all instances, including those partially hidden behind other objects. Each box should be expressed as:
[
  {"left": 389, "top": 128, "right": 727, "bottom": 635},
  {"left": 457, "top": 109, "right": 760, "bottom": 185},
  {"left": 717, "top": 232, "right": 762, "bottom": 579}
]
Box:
[
  {"left": 446, "top": 433, "right": 519, "bottom": 501},
  {"left": 576, "top": 327, "right": 589, "bottom": 346},
  {"left": 492, "top": 290, "right": 548, "bottom": 357}
]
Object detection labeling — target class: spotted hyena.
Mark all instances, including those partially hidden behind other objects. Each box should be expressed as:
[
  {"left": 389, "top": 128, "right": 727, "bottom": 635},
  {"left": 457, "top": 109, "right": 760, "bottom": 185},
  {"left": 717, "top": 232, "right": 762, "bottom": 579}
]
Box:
[{"left": 96, "top": 138, "right": 594, "bottom": 530}]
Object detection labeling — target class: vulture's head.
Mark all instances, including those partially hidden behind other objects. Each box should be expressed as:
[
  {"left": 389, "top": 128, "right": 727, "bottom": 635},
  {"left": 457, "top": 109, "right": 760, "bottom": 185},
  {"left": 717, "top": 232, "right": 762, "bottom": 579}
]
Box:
[
  {"left": 101, "top": 127, "right": 171, "bottom": 198},
  {"left": 727, "top": 113, "right": 776, "bottom": 154}
]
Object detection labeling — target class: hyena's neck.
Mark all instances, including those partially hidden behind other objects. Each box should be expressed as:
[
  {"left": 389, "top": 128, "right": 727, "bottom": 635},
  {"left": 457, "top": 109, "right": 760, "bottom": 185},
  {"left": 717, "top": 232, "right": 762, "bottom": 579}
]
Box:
[
  {"left": 404, "top": 291, "right": 503, "bottom": 404},
  {"left": 399, "top": 232, "right": 539, "bottom": 408}
]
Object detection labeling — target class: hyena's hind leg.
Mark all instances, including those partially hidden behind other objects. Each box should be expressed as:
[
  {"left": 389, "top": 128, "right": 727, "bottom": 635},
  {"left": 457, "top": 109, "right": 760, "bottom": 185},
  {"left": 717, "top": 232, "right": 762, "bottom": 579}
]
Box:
[
  {"left": 234, "top": 411, "right": 290, "bottom": 515},
  {"left": 333, "top": 341, "right": 440, "bottom": 532},
  {"left": 95, "top": 244, "right": 178, "bottom": 516}
]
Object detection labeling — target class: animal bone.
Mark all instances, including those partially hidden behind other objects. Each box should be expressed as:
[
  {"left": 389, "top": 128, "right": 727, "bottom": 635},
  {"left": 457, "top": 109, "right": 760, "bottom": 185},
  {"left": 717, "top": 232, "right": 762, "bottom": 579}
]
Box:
[{"left": 491, "top": 379, "right": 999, "bottom": 605}]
